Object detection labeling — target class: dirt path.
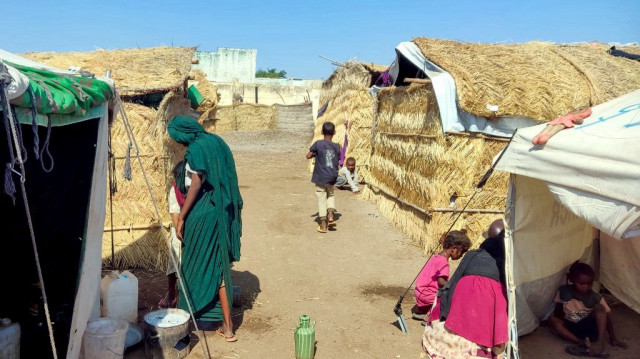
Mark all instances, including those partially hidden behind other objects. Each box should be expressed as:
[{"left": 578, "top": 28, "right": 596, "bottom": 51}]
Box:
[{"left": 127, "top": 130, "right": 639, "bottom": 359}]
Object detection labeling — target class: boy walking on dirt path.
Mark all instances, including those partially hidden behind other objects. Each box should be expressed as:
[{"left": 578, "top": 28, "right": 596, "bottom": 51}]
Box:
[{"left": 307, "top": 122, "right": 340, "bottom": 233}]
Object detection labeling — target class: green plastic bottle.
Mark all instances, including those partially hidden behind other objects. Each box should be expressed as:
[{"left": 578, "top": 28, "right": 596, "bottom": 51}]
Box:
[{"left": 294, "top": 315, "right": 315, "bottom": 359}]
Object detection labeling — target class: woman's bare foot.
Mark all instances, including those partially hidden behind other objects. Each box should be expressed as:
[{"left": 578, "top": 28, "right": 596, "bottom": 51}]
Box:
[{"left": 216, "top": 324, "right": 237, "bottom": 342}]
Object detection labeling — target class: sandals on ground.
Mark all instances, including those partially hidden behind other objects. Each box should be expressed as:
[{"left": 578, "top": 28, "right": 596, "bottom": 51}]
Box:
[
  {"left": 215, "top": 328, "right": 238, "bottom": 342},
  {"left": 565, "top": 343, "right": 609, "bottom": 358}
]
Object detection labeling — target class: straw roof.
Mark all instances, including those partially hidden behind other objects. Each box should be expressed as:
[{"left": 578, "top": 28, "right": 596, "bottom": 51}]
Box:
[
  {"left": 23, "top": 46, "right": 196, "bottom": 97},
  {"left": 412, "top": 38, "right": 640, "bottom": 122},
  {"left": 321, "top": 61, "right": 383, "bottom": 104}
]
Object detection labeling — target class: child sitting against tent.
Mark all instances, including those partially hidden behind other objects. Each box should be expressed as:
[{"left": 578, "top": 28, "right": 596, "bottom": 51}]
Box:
[
  {"left": 159, "top": 161, "right": 185, "bottom": 308},
  {"left": 412, "top": 230, "right": 471, "bottom": 322},
  {"left": 307, "top": 122, "right": 340, "bottom": 233},
  {"left": 335, "top": 157, "right": 363, "bottom": 194},
  {"left": 548, "top": 261, "right": 627, "bottom": 357}
]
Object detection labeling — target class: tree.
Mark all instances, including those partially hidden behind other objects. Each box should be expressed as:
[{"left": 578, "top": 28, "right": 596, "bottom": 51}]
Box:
[{"left": 256, "top": 68, "right": 287, "bottom": 79}]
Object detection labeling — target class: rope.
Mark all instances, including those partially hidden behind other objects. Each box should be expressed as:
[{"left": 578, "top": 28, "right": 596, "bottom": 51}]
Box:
[
  {"left": 122, "top": 142, "right": 132, "bottom": 180},
  {"left": 114, "top": 95, "right": 211, "bottom": 359},
  {"left": 108, "top": 125, "right": 117, "bottom": 267},
  {"left": 0, "top": 71, "right": 58, "bottom": 358},
  {"left": 39, "top": 109, "right": 54, "bottom": 173},
  {"left": 392, "top": 130, "right": 518, "bottom": 322},
  {"left": 1, "top": 87, "right": 17, "bottom": 203}
]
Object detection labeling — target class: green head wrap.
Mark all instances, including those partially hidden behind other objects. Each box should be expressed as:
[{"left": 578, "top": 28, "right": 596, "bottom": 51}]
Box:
[{"left": 167, "top": 115, "right": 205, "bottom": 145}]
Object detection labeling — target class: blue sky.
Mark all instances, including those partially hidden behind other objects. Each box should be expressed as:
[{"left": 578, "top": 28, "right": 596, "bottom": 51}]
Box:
[{"left": 2, "top": 1, "right": 638, "bottom": 79}]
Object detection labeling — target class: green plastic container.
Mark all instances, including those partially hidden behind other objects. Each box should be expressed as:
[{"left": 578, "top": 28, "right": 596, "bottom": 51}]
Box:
[
  {"left": 294, "top": 315, "right": 315, "bottom": 359},
  {"left": 187, "top": 85, "right": 204, "bottom": 109}
]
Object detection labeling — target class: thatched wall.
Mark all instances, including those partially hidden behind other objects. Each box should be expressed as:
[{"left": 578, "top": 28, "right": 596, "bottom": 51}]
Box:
[
  {"left": 24, "top": 46, "right": 196, "bottom": 97},
  {"left": 203, "top": 103, "right": 277, "bottom": 133},
  {"left": 363, "top": 84, "right": 509, "bottom": 253},
  {"left": 412, "top": 38, "right": 640, "bottom": 122},
  {"left": 311, "top": 62, "right": 385, "bottom": 179},
  {"left": 104, "top": 92, "right": 192, "bottom": 269}
]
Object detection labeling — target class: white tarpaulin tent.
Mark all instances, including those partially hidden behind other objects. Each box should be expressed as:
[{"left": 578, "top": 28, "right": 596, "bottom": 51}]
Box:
[
  {"left": 1, "top": 49, "right": 113, "bottom": 358},
  {"left": 494, "top": 89, "right": 640, "bottom": 352}
]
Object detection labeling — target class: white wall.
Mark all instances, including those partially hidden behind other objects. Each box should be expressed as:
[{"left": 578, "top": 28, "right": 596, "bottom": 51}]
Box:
[
  {"left": 193, "top": 48, "right": 257, "bottom": 83},
  {"left": 214, "top": 80, "right": 322, "bottom": 122}
]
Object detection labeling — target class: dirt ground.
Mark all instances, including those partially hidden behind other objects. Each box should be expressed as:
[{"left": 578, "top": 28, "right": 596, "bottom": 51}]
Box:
[{"left": 124, "top": 130, "right": 639, "bottom": 359}]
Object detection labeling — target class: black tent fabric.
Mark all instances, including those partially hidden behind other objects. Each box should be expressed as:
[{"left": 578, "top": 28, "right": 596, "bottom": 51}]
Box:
[{"left": 0, "top": 117, "right": 99, "bottom": 357}]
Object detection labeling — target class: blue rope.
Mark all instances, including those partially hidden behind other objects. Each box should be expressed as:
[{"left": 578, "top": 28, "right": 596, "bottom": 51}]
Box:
[
  {"left": 39, "top": 112, "right": 54, "bottom": 173},
  {"left": 27, "top": 87, "right": 40, "bottom": 159}
]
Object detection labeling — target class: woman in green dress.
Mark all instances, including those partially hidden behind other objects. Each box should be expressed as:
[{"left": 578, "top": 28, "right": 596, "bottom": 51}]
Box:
[{"left": 168, "top": 116, "right": 243, "bottom": 341}]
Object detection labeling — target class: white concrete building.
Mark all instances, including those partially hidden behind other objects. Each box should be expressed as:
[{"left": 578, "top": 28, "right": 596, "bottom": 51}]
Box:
[{"left": 193, "top": 48, "right": 257, "bottom": 83}]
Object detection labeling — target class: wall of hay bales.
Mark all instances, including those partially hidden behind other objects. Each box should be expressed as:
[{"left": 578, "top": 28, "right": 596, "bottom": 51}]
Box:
[
  {"left": 362, "top": 84, "right": 509, "bottom": 253},
  {"left": 202, "top": 103, "right": 277, "bottom": 133},
  {"left": 104, "top": 92, "right": 191, "bottom": 270},
  {"left": 310, "top": 62, "right": 381, "bottom": 180}
]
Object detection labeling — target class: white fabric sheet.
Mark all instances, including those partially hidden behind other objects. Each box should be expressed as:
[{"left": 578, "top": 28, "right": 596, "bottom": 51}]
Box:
[
  {"left": 506, "top": 175, "right": 597, "bottom": 335},
  {"left": 388, "top": 42, "right": 537, "bottom": 137},
  {"left": 67, "top": 104, "right": 108, "bottom": 359},
  {"left": 3, "top": 63, "right": 29, "bottom": 99},
  {"left": 496, "top": 89, "right": 640, "bottom": 239},
  {"left": 600, "top": 233, "right": 640, "bottom": 313}
]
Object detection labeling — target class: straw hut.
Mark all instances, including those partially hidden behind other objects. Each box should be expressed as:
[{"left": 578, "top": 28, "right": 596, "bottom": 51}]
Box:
[
  {"left": 310, "top": 61, "right": 387, "bottom": 179},
  {"left": 362, "top": 39, "right": 640, "bottom": 253},
  {"left": 24, "top": 47, "right": 198, "bottom": 269},
  {"left": 364, "top": 84, "right": 510, "bottom": 252}
]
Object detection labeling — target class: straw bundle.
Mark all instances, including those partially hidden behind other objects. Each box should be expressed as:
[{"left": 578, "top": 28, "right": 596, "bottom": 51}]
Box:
[
  {"left": 24, "top": 46, "right": 196, "bottom": 97},
  {"left": 320, "top": 61, "right": 382, "bottom": 105},
  {"left": 157, "top": 91, "right": 191, "bottom": 166},
  {"left": 412, "top": 38, "right": 640, "bottom": 122},
  {"left": 363, "top": 84, "right": 508, "bottom": 253},
  {"left": 191, "top": 69, "right": 219, "bottom": 121},
  {"left": 311, "top": 62, "right": 384, "bottom": 179},
  {"left": 203, "top": 103, "right": 277, "bottom": 133}
]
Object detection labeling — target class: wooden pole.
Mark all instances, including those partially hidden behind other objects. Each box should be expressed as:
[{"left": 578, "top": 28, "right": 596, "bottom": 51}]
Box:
[
  {"left": 404, "top": 78, "right": 432, "bottom": 85},
  {"left": 378, "top": 132, "right": 438, "bottom": 139},
  {"left": 445, "top": 131, "right": 511, "bottom": 142},
  {"left": 431, "top": 207, "right": 504, "bottom": 214},
  {"left": 365, "top": 183, "right": 504, "bottom": 215},
  {"left": 365, "top": 182, "right": 431, "bottom": 217},
  {"left": 103, "top": 222, "right": 170, "bottom": 232}
]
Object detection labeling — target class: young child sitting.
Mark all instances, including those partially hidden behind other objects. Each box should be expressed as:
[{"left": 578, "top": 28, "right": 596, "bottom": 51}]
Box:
[
  {"left": 335, "top": 157, "right": 362, "bottom": 194},
  {"left": 413, "top": 230, "right": 471, "bottom": 321},
  {"left": 306, "top": 122, "right": 340, "bottom": 233},
  {"left": 548, "top": 261, "right": 626, "bottom": 357}
]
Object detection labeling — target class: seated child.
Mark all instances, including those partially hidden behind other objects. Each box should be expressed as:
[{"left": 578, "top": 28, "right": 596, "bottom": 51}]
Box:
[
  {"left": 413, "top": 230, "right": 471, "bottom": 320},
  {"left": 335, "top": 157, "right": 362, "bottom": 194},
  {"left": 548, "top": 261, "right": 626, "bottom": 357}
]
